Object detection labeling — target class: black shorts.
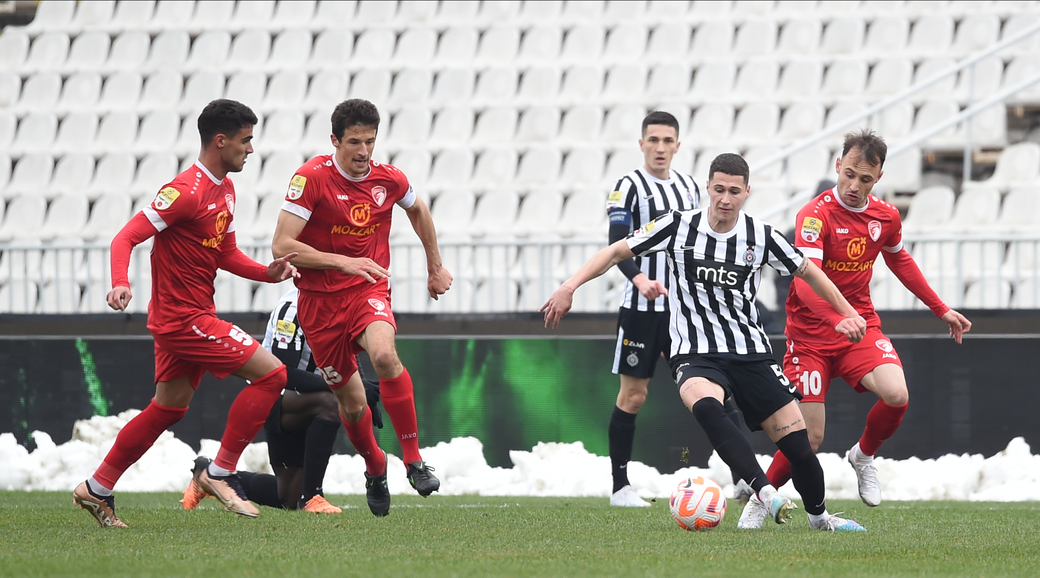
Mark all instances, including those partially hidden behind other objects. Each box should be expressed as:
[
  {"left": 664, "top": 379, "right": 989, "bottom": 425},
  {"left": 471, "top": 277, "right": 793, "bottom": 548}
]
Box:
[
  {"left": 669, "top": 352, "right": 802, "bottom": 432},
  {"left": 263, "top": 396, "right": 307, "bottom": 468},
  {"left": 612, "top": 308, "right": 670, "bottom": 378}
]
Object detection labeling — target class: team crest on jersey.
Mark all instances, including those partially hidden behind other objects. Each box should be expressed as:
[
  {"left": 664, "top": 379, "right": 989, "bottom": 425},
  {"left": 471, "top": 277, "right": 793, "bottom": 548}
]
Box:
[
  {"left": 153, "top": 187, "right": 180, "bottom": 211},
  {"left": 626, "top": 352, "right": 639, "bottom": 367},
  {"left": 875, "top": 339, "right": 894, "bottom": 353},
  {"left": 868, "top": 220, "right": 882, "bottom": 242},
  {"left": 743, "top": 246, "right": 756, "bottom": 265},
  {"left": 801, "top": 217, "right": 822, "bottom": 243},
  {"left": 371, "top": 186, "right": 387, "bottom": 207},
  {"left": 225, "top": 193, "right": 235, "bottom": 215},
  {"left": 287, "top": 175, "right": 307, "bottom": 200}
]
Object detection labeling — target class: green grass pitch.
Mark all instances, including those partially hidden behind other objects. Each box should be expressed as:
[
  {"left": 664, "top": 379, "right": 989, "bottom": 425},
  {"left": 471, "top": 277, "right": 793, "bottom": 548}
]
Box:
[{"left": 2, "top": 492, "right": 1039, "bottom": 577}]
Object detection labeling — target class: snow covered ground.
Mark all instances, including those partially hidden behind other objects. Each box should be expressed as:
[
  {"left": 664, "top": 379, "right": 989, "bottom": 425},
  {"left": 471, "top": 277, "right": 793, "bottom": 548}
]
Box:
[{"left": 2, "top": 410, "right": 1038, "bottom": 501}]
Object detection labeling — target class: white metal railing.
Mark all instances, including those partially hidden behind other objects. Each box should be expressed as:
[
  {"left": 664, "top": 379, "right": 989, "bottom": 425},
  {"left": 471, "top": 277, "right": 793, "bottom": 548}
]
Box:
[
  {"left": 754, "top": 18, "right": 1040, "bottom": 222},
  {"left": 2, "top": 235, "right": 1039, "bottom": 314}
]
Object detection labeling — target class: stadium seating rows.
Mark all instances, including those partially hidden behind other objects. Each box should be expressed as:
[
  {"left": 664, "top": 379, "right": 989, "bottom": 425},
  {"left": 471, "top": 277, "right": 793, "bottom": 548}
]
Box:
[{"left": 2, "top": 0, "right": 1040, "bottom": 314}]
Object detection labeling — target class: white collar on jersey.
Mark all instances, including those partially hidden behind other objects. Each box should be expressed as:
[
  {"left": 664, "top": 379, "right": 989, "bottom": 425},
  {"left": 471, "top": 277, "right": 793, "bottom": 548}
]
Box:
[
  {"left": 193, "top": 160, "right": 223, "bottom": 186},
  {"left": 638, "top": 167, "right": 674, "bottom": 184},
  {"left": 332, "top": 155, "right": 372, "bottom": 182},
  {"left": 833, "top": 191, "right": 871, "bottom": 213}
]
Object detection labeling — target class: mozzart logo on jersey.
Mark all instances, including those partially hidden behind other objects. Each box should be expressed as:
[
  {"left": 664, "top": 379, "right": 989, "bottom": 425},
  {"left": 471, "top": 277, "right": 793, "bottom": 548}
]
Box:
[
  {"left": 202, "top": 210, "right": 229, "bottom": 248},
  {"left": 331, "top": 202, "right": 381, "bottom": 236},
  {"left": 685, "top": 258, "right": 751, "bottom": 288},
  {"left": 823, "top": 236, "right": 875, "bottom": 272}
]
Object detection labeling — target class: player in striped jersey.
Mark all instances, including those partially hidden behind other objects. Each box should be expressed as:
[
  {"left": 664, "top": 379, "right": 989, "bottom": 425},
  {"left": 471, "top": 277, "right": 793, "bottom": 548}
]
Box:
[
  {"left": 604, "top": 111, "right": 746, "bottom": 507},
  {"left": 544, "top": 153, "right": 868, "bottom": 531},
  {"left": 181, "top": 288, "right": 383, "bottom": 513}
]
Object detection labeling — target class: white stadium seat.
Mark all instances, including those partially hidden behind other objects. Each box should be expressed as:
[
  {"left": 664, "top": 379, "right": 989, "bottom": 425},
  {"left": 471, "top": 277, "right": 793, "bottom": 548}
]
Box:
[
  {"left": 819, "top": 17, "right": 864, "bottom": 56},
  {"left": 10, "top": 113, "right": 57, "bottom": 158},
  {"left": 138, "top": 69, "right": 183, "bottom": 112},
  {"left": 646, "top": 63, "right": 692, "bottom": 103},
  {"left": 303, "top": 69, "right": 349, "bottom": 114},
  {"left": 130, "top": 152, "right": 178, "bottom": 198},
  {"left": 995, "top": 187, "right": 1040, "bottom": 233},
  {"left": 428, "top": 107, "right": 474, "bottom": 148},
  {"left": 732, "top": 103, "right": 780, "bottom": 148},
  {"left": 863, "top": 16, "right": 909, "bottom": 57},
  {"left": 105, "top": 30, "right": 149, "bottom": 73},
  {"left": 471, "top": 107, "right": 518, "bottom": 147},
  {"left": 690, "top": 61, "right": 736, "bottom": 104},
  {"left": 689, "top": 21, "right": 734, "bottom": 63},
  {"left": 733, "top": 19, "right": 777, "bottom": 59},
  {"left": 515, "top": 107, "right": 561, "bottom": 145},
  {"left": 558, "top": 66, "right": 605, "bottom": 108},
  {"left": 39, "top": 193, "right": 89, "bottom": 241},
  {"left": 951, "top": 14, "right": 1001, "bottom": 56},
  {"left": 96, "top": 71, "right": 142, "bottom": 113},
  {"left": 518, "top": 26, "right": 563, "bottom": 66},
  {"left": 469, "top": 190, "right": 520, "bottom": 238},
  {"left": 259, "top": 110, "right": 305, "bottom": 152},
  {"left": 602, "top": 63, "right": 649, "bottom": 105},
  {"left": 647, "top": 23, "right": 692, "bottom": 63},
  {"left": 558, "top": 106, "right": 604, "bottom": 147},
  {"left": 427, "top": 148, "right": 475, "bottom": 197},
  {"left": 471, "top": 148, "right": 518, "bottom": 190},
  {"left": 392, "top": 28, "right": 436, "bottom": 69},
  {"left": 0, "top": 72, "right": 19, "bottom": 109},
  {"left": 866, "top": 59, "right": 913, "bottom": 100},
  {"left": 516, "top": 66, "right": 562, "bottom": 106},
  {"left": 907, "top": 14, "right": 954, "bottom": 58},
  {"left": 82, "top": 192, "right": 132, "bottom": 241},
  {"left": 349, "top": 69, "right": 392, "bottom": 103},
  {"left": 435, "top": 27, "right": 479, "bottom": 67},
  {"left": 179, "top": 70, "right": 226, "bottom": 114},
  {"left": 390, "top": 148, "right": 432, "bottom": 191},
  {"left": 429, "top": 68, "right": 475, "bottom": 108},
  {"left": 257, "top": 151, "right": 304, "bottom": 199},
  {"left": 22, "top": 1, "right": 74, "bottom": 35},
  {"left": 515, "top": 148, "right": 563, "bottom": 188},
  {"left": 107, "top": 0, "right": 155, "bottom": 32},
  {"left": 561, "top": 24, "right": 606, "bottom": 66},
  {"left": 95, "top": 111, "right": 139, "bottom": 156},
  {"left": 0, "top": 29, "right": 29, "bottom": 71},
  {"left": 471, "top": 67, "right": 518, "bottom": 107},
  {"left": 475, "top": 26, "right": 520, "bottom": 68},
  {"left": 0, "top": 195, "right": 47, "bottom": 241},
  {"left": 514, "top": 190, "right": 565, "bottom": 238},
  {"left": 385, "top": 106, "right": 432, "bottom": 151},
  {"left": 947, "top": 186, "right": 1001, "bottom": 233},
  {"left": 232, "top": 0, "right": 277, "bottom": 32},
  {"left": 604, "top": 24, "right": 648, "bottom": 65},
  {"left": 189, "top": 1, "right": 236, "bottom": 34},
  {"left": 64, "top": 31, "right": 109, "bottom": 74},
  {"left": 776, "top": 19, "right": 821, "bottom": 58},
  {"left": 22, "top": 32, "right": 70, "bottom": 73},
  {"left": 901, "top": 186, "right": 955, "bottom": 234},
  {"left": 225, "top": 71, "right": 268, "bottom": 110},
  {"left": 136, "top": 110, "right": 181, "bottom": 155},
  {"left": 15, "top": 72, "right": 61, "bottom": 115},
  {"left": 49, "top": 153, "right": 94, "bottom": 198},
  {"left": 689, "top": 104, "right": 735, "bottom": 148},
  {"left": 143, "top": 30, "right": 190, "bottom": 72}
]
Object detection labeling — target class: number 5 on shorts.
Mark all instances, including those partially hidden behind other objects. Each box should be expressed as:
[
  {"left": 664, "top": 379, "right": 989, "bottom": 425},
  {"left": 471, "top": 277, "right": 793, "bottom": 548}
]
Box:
[
  {"left": 318, "top": 366, "right": 342, "bottom": 386},
  {"left": 770, "top": 363, "right": 796, "bottom": 394}
]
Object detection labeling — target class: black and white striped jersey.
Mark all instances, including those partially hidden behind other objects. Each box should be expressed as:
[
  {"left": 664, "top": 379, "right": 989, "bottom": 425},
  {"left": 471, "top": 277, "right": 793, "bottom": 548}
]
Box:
[
  {"left": 626, "top": 209, "right": 804, "bottom": 355},
  {"left": 261, "top": 288, "right": 317, "bottom": 373},
  {"left": 606, "top": 167, "right": 700, "bottom": 312}
]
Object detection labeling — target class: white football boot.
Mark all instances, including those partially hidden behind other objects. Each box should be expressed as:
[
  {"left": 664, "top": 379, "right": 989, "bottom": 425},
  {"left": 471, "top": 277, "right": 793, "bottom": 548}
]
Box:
[
  {"left": 847, "top": 442, "right": 882, "bottom": 507},
  {"left": 610, "top": 485, "right": 651, "bottom": 507}
]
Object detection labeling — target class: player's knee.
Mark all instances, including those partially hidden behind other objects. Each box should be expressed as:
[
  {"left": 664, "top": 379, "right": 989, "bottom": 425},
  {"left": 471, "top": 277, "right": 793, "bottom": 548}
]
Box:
[
  {"left": 253, "top": 365, "right": 287, "bottom": 391},
  {"left": 882, "top": 388, "right": 908, "bottom": 407},
  {"left": 807, "top": 431, "right": 824, "bottom": 452},
  {"left": 618, "top": 389, "right": 647, "bottom": 412},
  {"left": 316, "top": 393, "right": 340, "bottom": 421},
  {"left": 369, "top": 350, "right": 402, "bottom": 377},
  {"left": 338, "top": 398, "right": 367, "bottom": 421}
]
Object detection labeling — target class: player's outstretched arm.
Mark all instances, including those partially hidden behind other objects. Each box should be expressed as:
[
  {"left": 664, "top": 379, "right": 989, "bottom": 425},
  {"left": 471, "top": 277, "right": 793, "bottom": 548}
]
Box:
[
  {"left": 404, "top": 198, "right": 452, "bottom": 299},
  {"left": 793, "top": 259, "right": 867, "bottom": 343},
  {"left": 541, "top": 240, "right": 641, "bottom": 329},
  {"left": 272, "top": 208, "right": 389, "bottom": 283}
]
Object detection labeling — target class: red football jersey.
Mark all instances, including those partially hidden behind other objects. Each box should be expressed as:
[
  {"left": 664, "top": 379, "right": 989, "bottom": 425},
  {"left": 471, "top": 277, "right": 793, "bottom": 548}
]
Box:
[
  {"left": 282, "top": 155, "right": 412, "bottom": 293},
  {"left": 785, "top": 190, "right": 903, "bottom": 342},
  {"left": 141, "top": 162, "right": 241, "bottom": 332}
]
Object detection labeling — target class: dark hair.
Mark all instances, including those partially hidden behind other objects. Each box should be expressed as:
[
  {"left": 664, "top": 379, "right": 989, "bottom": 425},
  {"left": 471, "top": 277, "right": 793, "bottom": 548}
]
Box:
[
  {"left": 708, "top": 153, "right": 750, "bottom": 185},
  {"left": 197, "top": 99, "right": 258, "bottom": 146},
  {"left": 641, "top": 110, "right": 680, "bottom": 137},
  {"left": 842, "top": 129, "right": 887, "bottom": 168},
  {"left": 332, "top": 99, "right": 381, "bottom": 140}
]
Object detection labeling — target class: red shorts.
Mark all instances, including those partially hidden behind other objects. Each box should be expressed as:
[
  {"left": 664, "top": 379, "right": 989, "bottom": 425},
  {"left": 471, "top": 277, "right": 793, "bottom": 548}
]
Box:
[
  {"left": 152, "top": 314, "right": 260, "bottom": 388},
  {"left": 782, "top": 327, "right": 902, "bottom": 403},
  {"left": 297, "top": 282, "right": 397, "bottom": 390}
]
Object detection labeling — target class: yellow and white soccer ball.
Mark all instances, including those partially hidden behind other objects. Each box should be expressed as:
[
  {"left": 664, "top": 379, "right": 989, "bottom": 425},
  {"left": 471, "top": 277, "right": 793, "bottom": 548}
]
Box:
[{"left": 669, "top": 475, "right": 727, "bottom": 531}]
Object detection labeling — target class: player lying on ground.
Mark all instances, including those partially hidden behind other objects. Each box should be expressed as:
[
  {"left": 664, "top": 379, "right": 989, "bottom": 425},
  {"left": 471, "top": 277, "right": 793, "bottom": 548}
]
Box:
[{"left": 181, "top": 288, "right": 384, "bottom": 514}]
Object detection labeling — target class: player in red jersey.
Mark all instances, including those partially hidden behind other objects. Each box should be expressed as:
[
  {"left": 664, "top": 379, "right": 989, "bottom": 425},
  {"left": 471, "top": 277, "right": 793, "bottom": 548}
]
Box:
[
  {"left": 740, "top": 130, "right": 972, "bottom": 527},
  {"left": 73, "top": 100, "right": 299, "bottom": 527},
  {"left": 272, "top": 99, "right": 452, "bottom": 517}
]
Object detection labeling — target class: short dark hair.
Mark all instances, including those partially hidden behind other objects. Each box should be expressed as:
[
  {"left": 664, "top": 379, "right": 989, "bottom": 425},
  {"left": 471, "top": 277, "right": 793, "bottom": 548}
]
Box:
[
  {"left": 641, "top": 110, "right": 680, "bottom": 137},
  {"left": 197, "top": 99, "right": 258, "bottom": 146},
  {"left": 708, "top": 153, "right": 750, "bottom": 185},
  {"left": 842, "top": 129, "right": 887, "bottom": 169},
  {"left": 332, "top": 99, "right": 381, "bottom": 140}
]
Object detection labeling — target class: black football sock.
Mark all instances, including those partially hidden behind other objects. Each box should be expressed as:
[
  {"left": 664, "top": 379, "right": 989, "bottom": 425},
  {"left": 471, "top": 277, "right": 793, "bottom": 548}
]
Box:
[
  {"left": 691, "top": 398, "right": 770, "bottom": 493},
  {"left": 608, "top": 406, "right": 637, "bottom": 493},
  {"left": 301, "top": 418, "right": 340, "bottom": 502},
  {"left": 776, "top": 429, "right": 827, "bottom": 515},
  {"left": 236, "top": 471, "right": 282, "bottom": 509},
  {"left": 722, "top": 397, "right": 745, "bottom": 484}
]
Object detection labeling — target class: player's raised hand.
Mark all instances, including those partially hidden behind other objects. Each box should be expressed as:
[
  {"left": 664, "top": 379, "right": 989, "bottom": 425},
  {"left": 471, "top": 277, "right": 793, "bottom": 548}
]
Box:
[
  {"left": 540, "top": 285, "right": 575, "bottom": 330},
  {"left": 341, "top": 256, "right": 390, "bottom": 283},
  {"left": 633, "top": 275, "right": 668, "bottom": 301},
  {"left": 941, "top": 309, "right": 972, "bottom": 344},
  {"left": 427, "top": 264, "right": 453, "bottom": 300},
  {"left": 835, "top": 315, "right": 867, "bottom": 343},
  {"left": 107, "top": 286, "right": 133, "bottom": 311},
  {"left": 267, "top": 251, "right": 300, "bottom": 281}
]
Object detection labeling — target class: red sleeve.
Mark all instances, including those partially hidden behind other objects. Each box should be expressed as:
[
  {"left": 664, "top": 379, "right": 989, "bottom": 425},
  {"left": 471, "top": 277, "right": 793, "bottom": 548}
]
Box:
[
  {"left": 110, "top": 212, "right": 158, "bottom": 288},
  {"left": 217, "top": 230, "right": 271, "bottom": 283},
  {"left": 791, "top": 259, "right": 848, "bottom": 328},
  {"left": 883, "top": 248, "right": 950, "bottom": 318}
]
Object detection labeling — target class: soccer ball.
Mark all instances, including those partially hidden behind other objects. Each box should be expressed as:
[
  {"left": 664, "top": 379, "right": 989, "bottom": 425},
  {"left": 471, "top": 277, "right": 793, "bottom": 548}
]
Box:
[{"left": 669, "top": 476, "right": 727, "bottom": 531}]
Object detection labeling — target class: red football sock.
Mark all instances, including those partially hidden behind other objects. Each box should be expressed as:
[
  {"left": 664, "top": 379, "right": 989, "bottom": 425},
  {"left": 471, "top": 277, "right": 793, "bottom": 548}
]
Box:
[
  {"left": 766, "top": 449, "right": 793, "bottom": 489},
  {"left": 380, "top": 367, "right": 422, "bottom": 464},
  {"left": 341, "top": 406, "right": 386, "bottom": 476},
  {"left": 94, "top": 400, "right": 187, "bottom": 489},
  {"left": 214, "top": 365, "right": 286, "bottom": 471},
  {"left": 859, "top": 400, "right": 908, "bottom": 456}
]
